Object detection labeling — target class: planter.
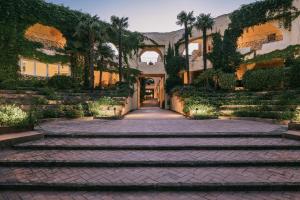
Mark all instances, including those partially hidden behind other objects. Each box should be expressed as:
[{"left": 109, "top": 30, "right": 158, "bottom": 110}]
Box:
[
  {"left": 288, "top": 122, "right": 300, "bottom": 131},
  {"left": 0, "top": 125, "right": 34, "bottom": 134}
]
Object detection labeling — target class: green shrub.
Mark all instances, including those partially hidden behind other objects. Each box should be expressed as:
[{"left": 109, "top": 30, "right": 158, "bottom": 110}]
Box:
[
  {"left": 18, "top": 78, "right": 47, "bottom": 88},
  {"left": 38, "top": 88, "right": 59, "bottom": 100},
  {"left": 243, "top": 68, "right": 284, "bottom": 91},
  {"left": 193, "top": 69, "right": 218, "bottom": 88},
  {"left": 184, "top": 97, "right": 218, "bottom": 119},
  {"left": 0, "top": 79, "right": 18, "bottom": 90},
  {"left": 0, "top": 105, "right": 30, "bottom": 127},
  {"left": 48, "top": 75, "right": 77, "bottom": 90},
  {"left": 64, "top": 104, "right": 85, "bottom": 119},
  {"left": 42, "top": 106, "right": 64, "bottom": 118},
  {"left": 219, "top": 73, "right": 236, "bottom": 91},
  {"left": 287, "top": 62, "right": 300, "bottom": 88},
  {"left": 293, "top": 109, "right": 300, "bottom": 122},
  {"left": 166, "top": 76, "right": 182, "bottom": 94},
  {"left": 88, "top": 97, "right": 121, "bottom": 117},
  {"left": 31, "top": 96, "right": 48, "bottom": 105}
]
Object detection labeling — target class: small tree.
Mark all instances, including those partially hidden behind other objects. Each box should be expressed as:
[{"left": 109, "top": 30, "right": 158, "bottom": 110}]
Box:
[
  {"left": 208, "top": 32, "right": 223, "bottom": 70},
  {"left": 195, "top": 14, "right": 215, "bottom": 71},
  {"left": 222, "top": 29, "right": 242, "bottom": 73},
  {"left": 165, "top": 44, "right": 185, "bottom": 93},
  {"left": 176, "top": 11, "right": 195, "bottom": 84}
]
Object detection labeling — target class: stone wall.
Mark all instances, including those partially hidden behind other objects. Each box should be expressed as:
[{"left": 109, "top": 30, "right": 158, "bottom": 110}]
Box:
[{"left": 170, "top": 95, "right": 186, "bottom": 116}]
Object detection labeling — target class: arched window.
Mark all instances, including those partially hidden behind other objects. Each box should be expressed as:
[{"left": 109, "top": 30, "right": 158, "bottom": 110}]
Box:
[
  {"left": 25, "top": 23, "right": 66, "bottom": 49},
  {"left": 140, "top": 51, "right": 160, "bottom": 65}
]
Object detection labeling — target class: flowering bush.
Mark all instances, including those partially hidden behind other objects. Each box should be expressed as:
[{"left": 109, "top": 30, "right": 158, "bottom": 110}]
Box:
[{"left": 0, "top": 105, "right": 29, "bottom": 127}]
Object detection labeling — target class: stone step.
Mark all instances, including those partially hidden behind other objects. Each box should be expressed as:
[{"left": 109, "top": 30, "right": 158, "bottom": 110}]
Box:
[
  {"left": 1, "top": 150, "right": 300, "bottom": 163},
  {"left": 1, "top": 191, "right": 300, "bottom": 200},
  {"left": 14, "top": 138, "right": 300, "bottom": 150},
  {"left": 1, "top": 160, "right": 300, "bottom": 168},
  {"left": 44, "top": 132, "right": 283, "bottom": 138},
  {"left": 0, "top": 167, "right": 300, "bottom": 191}
]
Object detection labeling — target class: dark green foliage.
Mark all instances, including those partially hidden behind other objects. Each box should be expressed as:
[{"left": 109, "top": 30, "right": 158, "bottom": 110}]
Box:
[
  {"left": 31, "top": 96, "right": 48, "bottom": 105},
  {"left": 38, "top": 87, "right": 59, "bottom": 100},
  {"left": 42, "top": 106, "right": 64, "bottom": 118},
  {"left": 0, "top": 0, "right": 87, "bottom": 80},
  {"left": 0, "top": 77, "right": 47, "bottom": 90},
  {"left": 48, "top": 75, "right": 78, "bottom": 90},
  {"left": 219, "top": 73, "right": 236, "bottom": 91},
  {"left": 140, "top": 78, "right": 146, "bottom": 103},
  {"left": 166, "top": 76, "right": 182, "bottom": 94},
  {"left": 208, "top": 33, "right": 223, "bottom": 70},
  {"left": 174, "top": 86, "right": 300, "bottom": 121},
  {"left": 246, "top": 45, "right": 300, "bottom": 64},
  {"left": 208, "top": 32, "right": 242, "bottom": 73},
  {"left": 193, "top": 69, "right": 217, "bottom": 88},
  {"left": 0, "top": 79, "right": 18, "bottom": 90},
  {"left": 222, "top": 30, "right": 243, "bottom": 73},
  {"left": 64, "top": 104, "right": 85, "bottom": 119},
  {"left": 286, "top": 59, "right": 300, "bottom": 88},
  {"left": 243, "top": 68, "right": 285, "bottom": 91},
  {"left": 165, "top": 44, "right": 184, "bottom": 93}
]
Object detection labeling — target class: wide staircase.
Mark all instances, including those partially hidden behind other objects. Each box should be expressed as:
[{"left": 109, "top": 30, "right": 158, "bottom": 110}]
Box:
[{"left": 1, "top": 130, "right": 300, "bottom": 199}]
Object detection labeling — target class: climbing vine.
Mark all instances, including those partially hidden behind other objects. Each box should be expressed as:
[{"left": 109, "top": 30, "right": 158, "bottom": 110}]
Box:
[
  {"left": 228, "top": 0, "right": 299, "bottom": 39},
  {"left": 214, "top": 0, "right": 300, "bottom": 72},
  {"left": 0, "top": 0, "right": 90, "bottom": 81}
]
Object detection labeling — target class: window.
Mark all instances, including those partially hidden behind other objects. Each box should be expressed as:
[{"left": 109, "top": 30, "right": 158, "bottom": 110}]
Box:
[{"left": 267, "top": 33, "right": 276, "bottom": 42}]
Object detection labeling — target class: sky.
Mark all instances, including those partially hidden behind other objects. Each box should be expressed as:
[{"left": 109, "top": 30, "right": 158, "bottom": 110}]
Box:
[{"left": 46, "top": 0, "right": 256, "bottom": 33}]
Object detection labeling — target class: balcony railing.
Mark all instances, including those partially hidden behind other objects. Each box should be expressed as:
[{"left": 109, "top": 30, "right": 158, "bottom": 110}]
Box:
[{"left": 238, "top": 35, "right": 283, "bottom": 50}]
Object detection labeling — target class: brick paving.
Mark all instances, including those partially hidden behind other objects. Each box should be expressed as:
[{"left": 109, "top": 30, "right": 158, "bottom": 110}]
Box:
[
  {"left": 1, "top": 166, "right": 300, "bottom": 184},
  {"left": 1, "top": 191, "right": 300, "bottom": 200},
  {"left": 1, "top": 150, "right": 300, "bottom": 162},
  {"left": 16, "top": 137, "right": 300, "bottom": 147},
  {"left": 1, "top": 108, "right": 300, "bottom": 199},
  {"left": 38, "top": 108, "right": 284, "bottom": 133}
]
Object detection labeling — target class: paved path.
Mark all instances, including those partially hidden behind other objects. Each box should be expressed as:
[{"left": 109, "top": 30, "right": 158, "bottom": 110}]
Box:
[
  {"left": 38, "top": 107, "right": 285, "bottom": 133},
  {"left": 1, "top": 108, "right": 300, "bottom": 199}
]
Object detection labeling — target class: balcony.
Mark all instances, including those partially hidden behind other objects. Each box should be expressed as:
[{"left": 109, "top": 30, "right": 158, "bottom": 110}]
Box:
[
  {"left": 136, "top": 61, "right": 165, "bottom": 75},
  {"left": 238, "top": 35, "right": 283, "bottom": 51}
]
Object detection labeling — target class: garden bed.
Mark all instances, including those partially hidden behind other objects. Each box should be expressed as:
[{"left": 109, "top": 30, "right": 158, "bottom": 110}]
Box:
[
  {"left": 0, "top": 126, "right": 34, "bottom": 134},
  {"left": 289, "top": 122, "right": 300, "bottom": 131}
]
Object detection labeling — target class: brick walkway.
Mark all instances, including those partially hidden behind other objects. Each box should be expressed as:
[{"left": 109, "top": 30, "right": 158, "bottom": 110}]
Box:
[
  {"left": 37, "top": 107, "right": 285, "bottom": 133},
  {"left": 1, "top": 108, "right": 300, "bottom": 199}
]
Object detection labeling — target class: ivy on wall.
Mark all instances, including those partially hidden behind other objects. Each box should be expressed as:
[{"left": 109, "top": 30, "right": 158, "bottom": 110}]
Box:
[
  {"left": 220, "top": 0, "right": 300, "bottom": 72},
  {"left": 0, "top": 0, "right": 106, "bottom": 81},
  {"left": 228, "top": 0, "right": 299, "bottom": 40}
]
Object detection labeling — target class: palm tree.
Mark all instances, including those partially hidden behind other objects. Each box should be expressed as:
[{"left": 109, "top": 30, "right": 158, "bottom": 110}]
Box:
[
  {"left": 75, "top": 15, "right": 102, "bottom": 90},
  {"left": 111, "top": 16, "right": 129, "bottom": 82},
  {"left": 195, "top": 14, "right": 215, "bottom": 71},
  {"left": 96, "top": 43, "right": 115, "bottom": 89},
  {"left": 176, "top": 11, "right": 195, "bottom": 84}
]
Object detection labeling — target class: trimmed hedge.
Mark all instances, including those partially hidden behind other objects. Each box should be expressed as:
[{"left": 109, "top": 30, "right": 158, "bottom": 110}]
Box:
[
  {"left": 48, "top": 75, "right": 78, "bottom": 90},
  {"left": 243, "top": 68, "right": 284, "bottom": 91},
  {"left": 219, "top": 73, "right": 236, "bottom": 91}
]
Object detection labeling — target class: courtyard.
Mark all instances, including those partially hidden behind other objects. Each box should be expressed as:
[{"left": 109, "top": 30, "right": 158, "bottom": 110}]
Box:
[{"left": 1, "top": 0, "right": 300, "bottom": 199}]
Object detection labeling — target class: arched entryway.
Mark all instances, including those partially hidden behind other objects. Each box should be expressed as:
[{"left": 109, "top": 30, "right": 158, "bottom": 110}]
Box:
[{"left": 139, "top": 74, "right": 165, "bottom": 108}]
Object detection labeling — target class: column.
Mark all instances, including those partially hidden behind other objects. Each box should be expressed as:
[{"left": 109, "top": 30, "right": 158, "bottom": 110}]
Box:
[
  {"left": 46, "top": 64, "right": 49, "bottom": 78},
  {"left": 34, "top": 61, "right": 37, "bottom": 77}
]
